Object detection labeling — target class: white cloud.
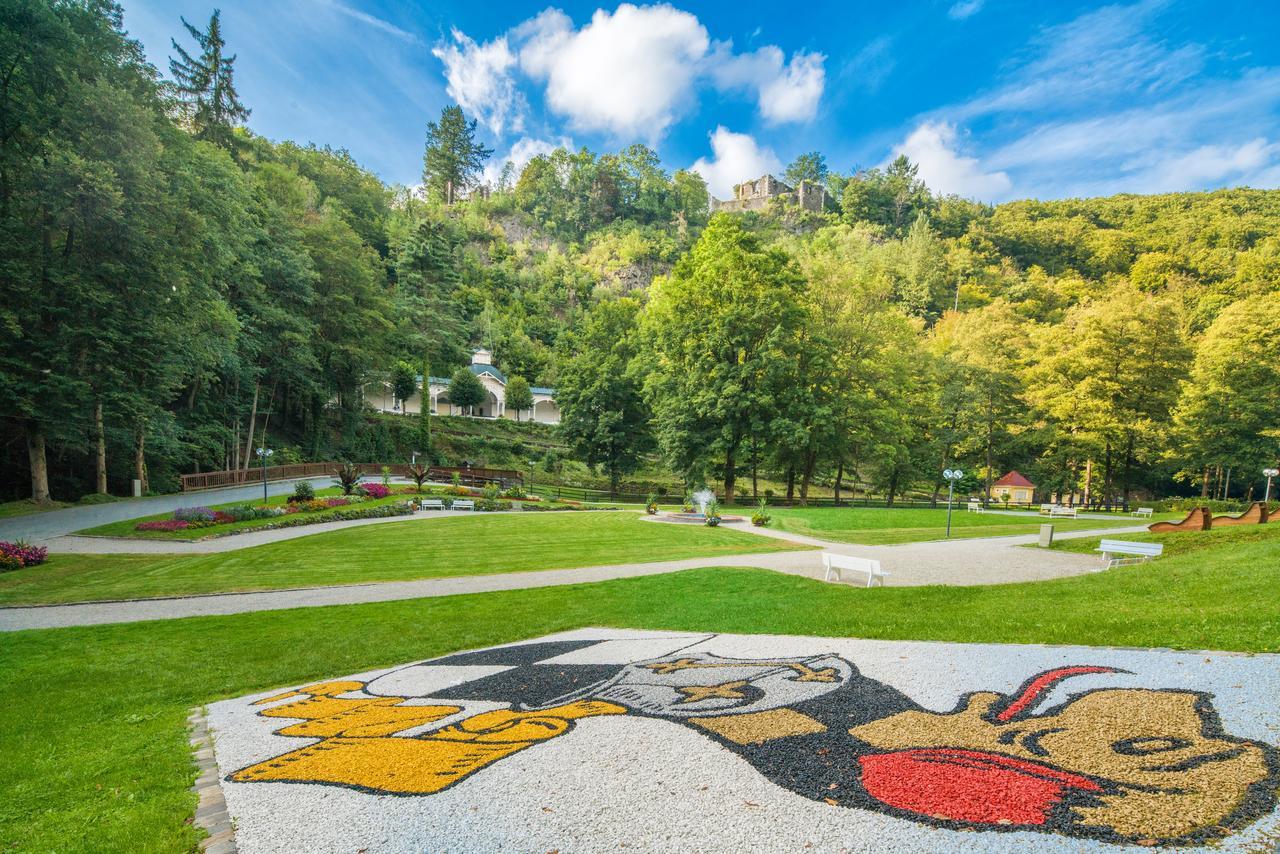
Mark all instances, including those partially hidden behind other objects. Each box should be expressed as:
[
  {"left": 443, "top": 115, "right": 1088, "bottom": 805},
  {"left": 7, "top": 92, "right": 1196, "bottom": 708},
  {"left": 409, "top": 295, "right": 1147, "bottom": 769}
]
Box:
[
  {"left": 948, "top": 0, "right": 984, "bottom": 20},
  {"left": 1136, "top": 138, "right": 1280, "bottom": 191},
  {"left": 892, "top": 122, "right": 1011, "bottom": 201},
  {"left": 317, "top": 0, "right": 420, "bottom": 42},
  {"left": 481, "top": 135, "right": 574, "bottom": 185},
  {"left": 516, "top": 4, "right": 708, "bottom": 139},
  {"left": 710, "top": 45, "right": 825, "bottom": 124},
  {"left": 432, "top": 29, "right": 525, "bottom": 136},
  {"left": 690, "top": 126, "right": 781, "bottom": 199}
]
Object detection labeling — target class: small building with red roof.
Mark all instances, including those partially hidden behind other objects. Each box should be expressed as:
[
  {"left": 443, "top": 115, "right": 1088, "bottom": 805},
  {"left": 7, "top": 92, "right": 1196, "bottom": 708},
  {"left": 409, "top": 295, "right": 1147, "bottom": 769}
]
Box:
[{"left": 992, "top": 470, "right": 1036, "bottom": 505}]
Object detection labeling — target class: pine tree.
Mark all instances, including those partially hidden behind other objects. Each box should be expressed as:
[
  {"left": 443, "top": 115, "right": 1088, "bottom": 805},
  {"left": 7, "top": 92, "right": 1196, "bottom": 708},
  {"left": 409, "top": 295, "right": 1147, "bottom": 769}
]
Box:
[
  {"left": 422, "top": 105, "right": 492, "bottom": 203},
  {"left": 169, "top": 10, "right": 249, "bottom": 150}
]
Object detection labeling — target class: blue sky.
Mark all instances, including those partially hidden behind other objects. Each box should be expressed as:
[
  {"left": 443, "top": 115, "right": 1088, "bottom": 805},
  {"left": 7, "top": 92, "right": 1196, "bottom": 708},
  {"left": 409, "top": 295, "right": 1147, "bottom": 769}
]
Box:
[{"left": 120, "top": 0, "right": 1280, "bottom": 201}]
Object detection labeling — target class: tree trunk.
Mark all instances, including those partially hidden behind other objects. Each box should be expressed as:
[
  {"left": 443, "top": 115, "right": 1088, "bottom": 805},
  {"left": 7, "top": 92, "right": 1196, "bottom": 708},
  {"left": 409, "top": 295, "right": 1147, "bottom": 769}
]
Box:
[
  {"left": 983, "top": 412, "right": 994, "bottom": 507},
  {"left": 785, "top": 464, "right": 795, "bottom": 504},
  {"left": 886, "top": 470, "right": 898, "bottom": 507},
  {"left": 26, "top": 423, "right": 50, "bottom": 502},
  {"left": 1121, "top": 433, "right": 1135, "bottom": 509},
  {"left": 1101, "top": 442, "right": 1113, "bottom": 510},
  {"left": 723, "top": 441, "right": 737, "bottom": 506},
  {"left": 134, "top": 424, "right": 148, "bottom": 495},
  {"left": 799, "top": 450, "right": 816, "bottom": 506},
  {"left": 95, "top": 401, "right": 108, "bottom": 494},
  {"left": 1222, "top": 467, "right": 1231, "bottom": 500},
  {"left": 242, "top": 380, "right": 260, "bottom": 479},
  {"left": 1201, "top": 465, "right": 1210, "bottom": 499},
  {"left": 750, "top": 439, "right": 759, "bottom": 500},
  {"left": 833, "top": 460, "right": 844, "bottom": 506}
]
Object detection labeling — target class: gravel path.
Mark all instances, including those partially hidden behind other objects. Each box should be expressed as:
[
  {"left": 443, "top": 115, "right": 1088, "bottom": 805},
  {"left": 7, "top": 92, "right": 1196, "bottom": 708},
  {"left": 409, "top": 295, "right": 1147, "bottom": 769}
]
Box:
[
  {"left": 0, "top": 476, "right": 335, "bottom": 543},
  {"left": 207, "top": 628, "right": 1280, "bottom": 853},
  {"left": 0, "top": 515, "right": 1128, "bottom": 631}
]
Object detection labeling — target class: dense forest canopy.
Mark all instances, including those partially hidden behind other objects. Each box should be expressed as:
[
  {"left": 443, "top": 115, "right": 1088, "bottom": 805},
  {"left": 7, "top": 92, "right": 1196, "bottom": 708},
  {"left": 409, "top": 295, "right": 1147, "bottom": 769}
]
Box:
[{"left": 3, "top": 1, "right": 1278, "bottom": 506}]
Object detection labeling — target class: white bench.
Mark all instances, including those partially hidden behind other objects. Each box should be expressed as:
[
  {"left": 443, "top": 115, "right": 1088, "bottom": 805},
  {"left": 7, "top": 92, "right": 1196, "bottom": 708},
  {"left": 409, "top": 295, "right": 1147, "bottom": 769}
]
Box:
[
  {"left": 451, "top": 499, "right": 475, "bottom": 511},
  {"left": 822, "top": 552, "right": 889, "bottom": 588},
  {"left": 966, "top": 500, "right": 984, "bottom": 513},
  {"left": 1040, "top": 503, "right": 1057, "bottom": 514},
  {"left": 1096, "top": 539, "right": 1163, "bottom": 570},
  {"left": 1134, "top": 507, "right": 1154, "bottom": 519},
  {"left": 1048, "top": 506, "right": 1078, "bottom": 518},
  {"left": 420, "top": 499, "right": 444, "bottom": 511}
]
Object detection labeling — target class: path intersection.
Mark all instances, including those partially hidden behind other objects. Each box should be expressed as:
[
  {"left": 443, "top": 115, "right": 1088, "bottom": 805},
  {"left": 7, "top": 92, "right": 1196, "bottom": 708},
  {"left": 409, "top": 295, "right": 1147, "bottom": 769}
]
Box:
[{"left": 207, "top": 628, "right": 1280, "bottom": 853}]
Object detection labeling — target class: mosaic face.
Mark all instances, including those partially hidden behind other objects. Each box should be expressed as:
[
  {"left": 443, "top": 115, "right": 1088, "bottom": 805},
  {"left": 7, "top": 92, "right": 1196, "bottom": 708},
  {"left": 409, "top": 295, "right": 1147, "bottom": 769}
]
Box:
[{"left": 227, "top": 637, "right": 1280, "bottom": 847}]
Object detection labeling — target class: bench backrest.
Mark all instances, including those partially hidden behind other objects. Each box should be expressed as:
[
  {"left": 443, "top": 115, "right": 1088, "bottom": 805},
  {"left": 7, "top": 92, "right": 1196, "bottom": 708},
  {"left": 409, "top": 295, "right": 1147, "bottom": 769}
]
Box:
[
  {"left": 822, "top": 553, "right": 882, "bottom": 573},
  {"left": 1098, "top": 539, "right": 1163, "bottom": 556},
  {"left": 453, "top": 499, "right": 474, "bottom": 507}
]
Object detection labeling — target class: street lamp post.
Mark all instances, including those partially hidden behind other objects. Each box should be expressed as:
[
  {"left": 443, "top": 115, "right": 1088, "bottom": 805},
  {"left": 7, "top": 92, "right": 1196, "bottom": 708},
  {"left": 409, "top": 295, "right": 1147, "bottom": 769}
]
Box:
[
  {"left": 943, "top": 468, "right": 964, "bottom": 538},
  {"left": 257, "top": 447, "right": 274, "bottom": 502},
  {"left": 1265, "top": 468, "right": 1279, "bottom": 504}
]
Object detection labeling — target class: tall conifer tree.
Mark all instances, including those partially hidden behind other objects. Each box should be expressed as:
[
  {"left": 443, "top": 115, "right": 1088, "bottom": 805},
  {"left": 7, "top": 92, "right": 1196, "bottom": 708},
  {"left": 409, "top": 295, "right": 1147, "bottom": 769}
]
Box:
[
  {"left": 422, "top": 106, "right": 492, "bottom": 203},
  {"left": 169, "top": 9, "right": 249, "bottom": 150}
]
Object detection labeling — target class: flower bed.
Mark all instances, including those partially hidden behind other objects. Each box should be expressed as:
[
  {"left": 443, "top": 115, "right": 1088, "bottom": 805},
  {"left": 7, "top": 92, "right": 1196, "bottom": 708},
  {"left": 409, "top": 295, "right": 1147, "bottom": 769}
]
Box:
[
  {"left": 225, "top": 500, "right": 415, "bottom": 535},
  {"left": 357, "top": 483, "right": 392, "bottom": 499},
  {"left": 0, "top": 540, "right": 48, "bottom": 571}
]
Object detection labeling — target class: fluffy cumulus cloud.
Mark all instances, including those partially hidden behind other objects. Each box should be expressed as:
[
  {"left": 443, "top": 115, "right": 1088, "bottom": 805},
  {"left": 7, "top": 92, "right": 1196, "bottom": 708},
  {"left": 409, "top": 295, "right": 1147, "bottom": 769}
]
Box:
[
  {"left": 690, "top": 126, "right": 781, "bottom": 199},
  {"left": 893, "top": 121, "right": 1011, "bottom": 200},
  {"left": 711, "top": 45, "right": 825, "bottom": 124},
  {"left": 516, "top": 5, "right": 709, "bottom": 138},
  {"left": 432, "top": 29, "right": 525, "bottom": 135},
  {"left": 434, "top": 5, "right": 826, "bottom": 145}
]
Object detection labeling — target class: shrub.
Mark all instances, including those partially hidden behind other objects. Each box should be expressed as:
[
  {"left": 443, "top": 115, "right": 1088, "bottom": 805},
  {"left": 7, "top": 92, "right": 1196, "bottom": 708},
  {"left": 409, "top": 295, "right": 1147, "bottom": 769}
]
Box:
[
  {"left": 334, "top": 463, "right": 361, "bottom": 495},
  {"left": 241, "top": 500, "right": 415, "bottom": 534},
  {"left": 173, "top": 506, "right": 215, "bottom": 523},
  {"left": 0, "top": 540, "right": 49, "bottom": 569},
  {"left": 704, "top": 499, "right": 722, "bottom": 527},
  {"left": 501, "top": 485, "right": 528, "bottom": 500},
  {"left": 291, "top": 481, "right": 316, "bottom": 502},
  {"left": 477, "top": 498, "right": 514, "bottom": 512},
  {"left": 408, "top": 462, "right": 430, "bottom": 493},
  {"left": 645, "top": 492, "right": 659, "bottom": 515},
  {"left": 76, "top": 493, "right": 118, "bottom": 505},
  {"left": 358, "top": 482, "right": 392, "bottom": 499},
  {"left": 751, "top": 498, "right": 771, "bottom": 527}
]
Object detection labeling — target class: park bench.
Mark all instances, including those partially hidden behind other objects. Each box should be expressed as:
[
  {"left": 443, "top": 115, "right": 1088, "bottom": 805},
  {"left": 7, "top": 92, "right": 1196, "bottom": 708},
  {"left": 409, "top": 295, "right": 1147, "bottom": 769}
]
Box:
[
  {"left": 1134, "top": 507, "right": 1154, "bottom": 519},
  {"left": 966, "top": 500, "right": 984, "bottom": 513},
  {"left": 420, "top": 498, "right": 444, "bottom": 511},
  {"left": 1040, "top": 503, "right": 1057, "bottom": 514},
  {"left": 822, "top": 552, "right": 889, "bottom": 588},
  {"left": 451, "top": 499, "right": 475, "bottom": 511},
  {"left": 1095, "top": 538, "right": 1163, "bottom": 570},
  {"left": 1048, "top": 506, "right": 1078, "bottom": 518}
]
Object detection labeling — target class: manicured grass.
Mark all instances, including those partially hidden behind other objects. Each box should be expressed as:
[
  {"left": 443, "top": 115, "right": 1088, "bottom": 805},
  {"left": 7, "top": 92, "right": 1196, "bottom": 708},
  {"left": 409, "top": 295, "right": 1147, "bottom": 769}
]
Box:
[
  {"left": 1047, "top": 519, "right": 1280, "bottom": 557},
  {"left": 72, "top": 486, "right": 402, "bottom": 540},
  {"left": 0, "top": 512, "right": 798, "bottom": 605},
  {"left": 766, "top": 506, "right": 1155, "bottom": 544},
  {"left": 0, "top": 498, "right": 71, "bottom": 518},
  {"left": 2, "top": 523, "right": 1276, "bottom": 851}
]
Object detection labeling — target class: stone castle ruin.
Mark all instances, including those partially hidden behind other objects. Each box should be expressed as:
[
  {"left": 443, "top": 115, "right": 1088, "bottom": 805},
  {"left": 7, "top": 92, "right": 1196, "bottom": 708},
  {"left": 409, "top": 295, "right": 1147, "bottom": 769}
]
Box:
[{"left": 712, "top": 174, "right": 829, "bottom": 214}]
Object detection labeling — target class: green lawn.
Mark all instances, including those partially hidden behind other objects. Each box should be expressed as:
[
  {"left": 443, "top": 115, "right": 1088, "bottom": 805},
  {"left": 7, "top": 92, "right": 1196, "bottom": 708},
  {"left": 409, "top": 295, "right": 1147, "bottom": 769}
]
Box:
[
  {"left": 1, "top": 522, "right": 1276, "bottom": 851},
  {"left": 1046, "top": 519, "right": 1280, "bottom": 557},
  {"left": 0, "top": 498, "right": 71, "bottom": 519},
  {"left": 0, "top": 512, "right": 797, "bottom": 605},
  {"left": 765, "top": 506, "right": 1157, "bottom": 544}
]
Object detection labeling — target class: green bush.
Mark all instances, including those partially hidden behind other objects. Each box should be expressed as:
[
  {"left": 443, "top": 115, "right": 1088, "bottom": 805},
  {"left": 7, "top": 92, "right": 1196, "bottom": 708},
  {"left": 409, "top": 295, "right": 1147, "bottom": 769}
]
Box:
[
  {"left": 292, "top": 481, "right": 316, "bottom": 501},
  {"left": 76, "top": 493, "right": 118, "bottom": 506}
]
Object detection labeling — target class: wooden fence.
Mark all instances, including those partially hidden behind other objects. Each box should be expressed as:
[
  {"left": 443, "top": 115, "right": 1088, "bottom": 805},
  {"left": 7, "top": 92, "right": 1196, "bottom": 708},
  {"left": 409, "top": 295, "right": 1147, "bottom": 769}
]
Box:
[{"left": 180, "top": 463, "right": 522, "bottom": 492}]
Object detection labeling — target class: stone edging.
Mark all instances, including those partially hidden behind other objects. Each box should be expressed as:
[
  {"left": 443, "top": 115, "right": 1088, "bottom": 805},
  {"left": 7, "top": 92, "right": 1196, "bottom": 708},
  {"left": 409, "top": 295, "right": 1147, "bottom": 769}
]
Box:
[{"left": 189, "top": 707, "right": 237, "bottom": 853}]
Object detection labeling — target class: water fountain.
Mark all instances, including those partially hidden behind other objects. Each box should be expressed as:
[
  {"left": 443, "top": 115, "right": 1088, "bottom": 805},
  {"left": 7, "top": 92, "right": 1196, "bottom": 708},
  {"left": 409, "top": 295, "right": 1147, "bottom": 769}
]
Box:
[{"left": 661, "top": 488, "right": 744, "bottom": 524}]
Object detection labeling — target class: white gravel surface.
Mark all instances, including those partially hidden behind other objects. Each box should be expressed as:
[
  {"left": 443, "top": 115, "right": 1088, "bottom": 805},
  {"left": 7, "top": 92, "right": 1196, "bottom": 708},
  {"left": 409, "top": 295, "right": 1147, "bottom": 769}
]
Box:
[{"left": 207, "top": 629, "right": 1280, "bottom": 853}]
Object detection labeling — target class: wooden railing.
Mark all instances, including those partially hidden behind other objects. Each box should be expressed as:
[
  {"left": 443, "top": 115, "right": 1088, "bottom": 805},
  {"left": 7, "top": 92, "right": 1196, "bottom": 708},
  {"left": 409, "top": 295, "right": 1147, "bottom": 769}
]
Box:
[{"left": 180, "top": 463, "right": 522, "bottom": 492}]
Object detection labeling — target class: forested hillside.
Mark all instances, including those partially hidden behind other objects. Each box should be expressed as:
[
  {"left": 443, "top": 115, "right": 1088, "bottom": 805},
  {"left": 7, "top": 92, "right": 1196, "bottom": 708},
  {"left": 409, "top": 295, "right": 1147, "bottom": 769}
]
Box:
[{"left": 3, "top": 2, "right": 1278, "bottom": 507}]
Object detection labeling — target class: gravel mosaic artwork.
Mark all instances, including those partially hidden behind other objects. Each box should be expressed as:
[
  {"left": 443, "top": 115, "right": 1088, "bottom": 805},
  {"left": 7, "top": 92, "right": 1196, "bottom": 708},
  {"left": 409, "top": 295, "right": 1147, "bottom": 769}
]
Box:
[{"left": 207, "top": 629, "right": 1280, "bottom": 853}]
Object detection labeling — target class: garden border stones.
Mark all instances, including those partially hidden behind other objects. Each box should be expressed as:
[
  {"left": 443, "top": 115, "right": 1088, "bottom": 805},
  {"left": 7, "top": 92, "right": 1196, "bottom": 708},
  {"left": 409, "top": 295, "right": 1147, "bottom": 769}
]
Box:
[{"left": 189, "top": 708, "right": 237, "bottom": 853}]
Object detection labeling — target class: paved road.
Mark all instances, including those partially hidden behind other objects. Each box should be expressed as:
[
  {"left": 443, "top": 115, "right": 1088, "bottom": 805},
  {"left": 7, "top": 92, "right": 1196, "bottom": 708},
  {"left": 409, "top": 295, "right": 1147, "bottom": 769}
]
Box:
[
  {"left": 0, "top": 516, "right": 1132, "bottom": 631},
  {"left": 0, "top": 476, "right": 335, "bottom": 543}
]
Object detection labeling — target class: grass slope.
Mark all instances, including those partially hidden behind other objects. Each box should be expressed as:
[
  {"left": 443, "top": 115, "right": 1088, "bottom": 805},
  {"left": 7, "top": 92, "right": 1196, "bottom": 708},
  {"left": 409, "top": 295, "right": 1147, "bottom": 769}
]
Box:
[
  {"left": 0, "top": 512, "right": 796, "bottom": 605},
  {"left": 767, "top": 506, "right": 1155, "bottom": 544},
  {"left": 2, "top": 524, "right": 1277, "bottom": 851}
]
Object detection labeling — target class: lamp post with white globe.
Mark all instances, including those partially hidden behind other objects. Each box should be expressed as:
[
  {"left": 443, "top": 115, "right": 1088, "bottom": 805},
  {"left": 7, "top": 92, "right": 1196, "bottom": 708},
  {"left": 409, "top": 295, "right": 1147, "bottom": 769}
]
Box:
[
  {"left": 943, "top": 468, "right": 964, "bottom": 538},
  {"left": 257, "top": 446, "right": 274, "bottom": 502},
  {"left": 1265, "top": 468, "right": 1278, "bottom": 505}
]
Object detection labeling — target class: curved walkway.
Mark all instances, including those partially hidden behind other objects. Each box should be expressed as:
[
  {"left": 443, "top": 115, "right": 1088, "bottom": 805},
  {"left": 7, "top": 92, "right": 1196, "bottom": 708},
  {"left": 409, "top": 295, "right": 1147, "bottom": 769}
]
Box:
[{"left": 0, "top": 513, "right": 1138, "bottom": 632}]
